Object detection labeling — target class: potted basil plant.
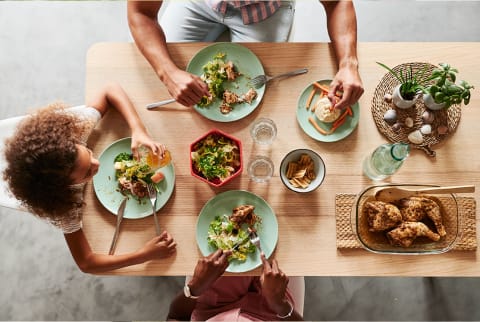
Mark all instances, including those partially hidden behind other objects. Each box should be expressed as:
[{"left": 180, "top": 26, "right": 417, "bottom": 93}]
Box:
[
  {"left": 423, "top": 63, "right": 474, "bottom": 110},
  {"left": 377, "top": 62, "right": 427, "bottom": 109}
]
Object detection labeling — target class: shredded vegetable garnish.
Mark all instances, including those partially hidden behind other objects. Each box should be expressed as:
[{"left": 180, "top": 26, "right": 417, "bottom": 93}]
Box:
[
  {"left": 207, "top": 205, "right": 261, "bottom": 262},
  {"left": 199, "top": 52, "right": 239, "bottom": 107},
  {"left": 114, "top": 153, "right": 154, "bottom": 200},
  {"left": 197, "top": 52, "right": 257, "bottom": 114},
  {"left": 190, "top": 134, "right": 240, "bottom": 184}
]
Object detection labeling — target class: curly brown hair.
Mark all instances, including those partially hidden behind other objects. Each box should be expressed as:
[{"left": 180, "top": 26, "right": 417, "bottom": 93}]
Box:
[{"left": 3, "top": 103, "right": 92, "bottom": 220}]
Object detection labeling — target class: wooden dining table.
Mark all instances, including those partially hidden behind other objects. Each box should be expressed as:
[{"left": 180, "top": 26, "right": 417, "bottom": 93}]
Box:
[{"left": 83, "top": 42, "right": 480, "bottom": 276}]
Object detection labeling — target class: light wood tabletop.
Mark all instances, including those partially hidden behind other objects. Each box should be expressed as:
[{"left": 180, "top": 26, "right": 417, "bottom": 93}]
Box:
[{"left": 84, "top": 42, "right": 479, "bottom": 276}]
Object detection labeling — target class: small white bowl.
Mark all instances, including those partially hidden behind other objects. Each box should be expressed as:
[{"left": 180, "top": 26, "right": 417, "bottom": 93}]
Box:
[{"left": 279, "top": 149, "right": 326, "bottom": 193}]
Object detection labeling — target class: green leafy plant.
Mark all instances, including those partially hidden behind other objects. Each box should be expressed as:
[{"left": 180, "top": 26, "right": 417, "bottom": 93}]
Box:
[
  {"left": 425, "top": 63, "right": 474, "bottom": 109},
  {"left": 377, "top": 62, "right": 428, "bottom": 100}
]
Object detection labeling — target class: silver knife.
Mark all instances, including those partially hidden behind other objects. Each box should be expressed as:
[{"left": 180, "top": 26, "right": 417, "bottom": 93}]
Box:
[
  {"left": 108, "top": 198, "right": 127, "bottom": 255},
  {"left": 146, "top": 98, "right": 176, "bottom": 110}
]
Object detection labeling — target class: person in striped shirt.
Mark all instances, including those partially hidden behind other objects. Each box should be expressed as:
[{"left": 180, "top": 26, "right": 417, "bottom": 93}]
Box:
[{"left": 128, "top": 1, "right": 363, "bottom": 111}]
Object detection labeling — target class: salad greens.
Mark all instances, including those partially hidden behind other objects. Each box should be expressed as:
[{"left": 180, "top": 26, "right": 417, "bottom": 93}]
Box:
[
  {"left": 207, "top": 215, "right": 257, "bottom": 262},
  {"left": 114, "top": 152, "right": 133, "bottom": 162},
  {"left": 114, "top": 152, "right": 154, "bottom": 198},
  {"left": 199, "top": 52, "right": 236, "bottom": 107},
  {"left": 190, "top": 134, "right": 240, "bottom": 183}
]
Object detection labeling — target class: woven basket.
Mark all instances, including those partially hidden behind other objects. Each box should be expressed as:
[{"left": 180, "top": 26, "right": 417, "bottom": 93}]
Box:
[{"left": 372, "top": 62, "right": 462, "bottom": 157}]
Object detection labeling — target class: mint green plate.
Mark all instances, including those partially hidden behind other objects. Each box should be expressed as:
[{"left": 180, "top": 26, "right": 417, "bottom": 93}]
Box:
[
  {"left": 196, "top": 190, "right": 278, "bottom": 273},
  {"left": 297, "top": 79, "right": 360, "bottom": 142},
  {"left": 186, "top": 43, "right": 265, "bottom": 122},
  {"left": 92, "top": 137, "right": 175, "bottom": 219}
]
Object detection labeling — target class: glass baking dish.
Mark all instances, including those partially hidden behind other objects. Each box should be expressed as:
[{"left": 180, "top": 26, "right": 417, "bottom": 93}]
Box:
[{"left": 351, "top": 184, "right": 463, "bottom": 254}]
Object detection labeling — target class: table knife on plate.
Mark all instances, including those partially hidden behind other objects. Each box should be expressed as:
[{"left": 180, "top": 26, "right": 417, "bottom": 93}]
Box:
[{"left": 108, "top": 197, "right": 127, "bottom": 255}]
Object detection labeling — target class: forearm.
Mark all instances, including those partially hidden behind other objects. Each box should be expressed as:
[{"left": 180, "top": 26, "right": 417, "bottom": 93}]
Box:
[
  {"left": 86, "top": 82, "right": 146, "bottom": 134},
  {"left": 74, "top": 250, "right": 148, "bottom": 274},
  {"left": 166, "top": 291, "right": 196, "bottom": 321},
  {"left": 64, "top": 230, "right": 148, "bottom": 273},
  {"left": 321, "top": 1, "right": 359, "bottom": 70},
  {"left": 102, "top": 83, "right": 149, "bottom": 136},
  {"left": 127, "top": 1, "right": 179, "bottom": 82}
]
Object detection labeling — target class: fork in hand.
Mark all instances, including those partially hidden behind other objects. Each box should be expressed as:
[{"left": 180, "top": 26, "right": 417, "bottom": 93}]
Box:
[
  {"left": 250, "top": 67, "right": 308, "bottom": 89},
  {"left": 146, "top": 183, "right": 161, "bottom": 236}
]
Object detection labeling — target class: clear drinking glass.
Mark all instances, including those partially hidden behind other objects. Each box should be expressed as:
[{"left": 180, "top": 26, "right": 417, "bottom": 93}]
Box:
[
  {"left": 247, "top": 156, "right": 274, "bottom": 182},
  {"left": 139, "top": 145, "right": 171, "bottom": 170},
  {"left": 250, "top": 118, "right": 277, "bottom": 145}
]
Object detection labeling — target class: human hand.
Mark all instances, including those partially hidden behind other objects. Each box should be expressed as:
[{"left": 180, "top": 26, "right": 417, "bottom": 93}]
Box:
[
  {"left": 328, "top": 66, "right": 364, "bottom": 111},
  {"left": 260, "top": 254, "right": 291, "bottom": 315},
  {"left": 164, "top": 69, "right": 210, "bottom": 107},
  {"left": 187, "top": 249, "right": 231, "bottom": 297},
  {"left": 131, "top": 131, "right": 166, "bottom": 161},
  {"left": 141, "top": 231, "right": 176, "bottom": 260}
]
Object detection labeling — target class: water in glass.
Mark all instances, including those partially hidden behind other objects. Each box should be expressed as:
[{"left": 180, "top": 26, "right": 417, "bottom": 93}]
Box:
[
  {"left": 250, "top": 118, "right": 277, "bottom": 145},
  {"left": 248, "top": 156, "right": 274, "bottom": 182}
]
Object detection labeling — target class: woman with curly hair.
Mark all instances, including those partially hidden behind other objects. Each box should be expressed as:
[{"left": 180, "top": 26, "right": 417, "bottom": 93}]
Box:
[{"left": 3, "top": 82, "right": 176, "bottom": 273}]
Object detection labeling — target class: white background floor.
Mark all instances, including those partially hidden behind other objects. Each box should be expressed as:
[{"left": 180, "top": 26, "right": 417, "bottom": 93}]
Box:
[{"left": 1, "top": 1, "right": 480, "bottom": 320}]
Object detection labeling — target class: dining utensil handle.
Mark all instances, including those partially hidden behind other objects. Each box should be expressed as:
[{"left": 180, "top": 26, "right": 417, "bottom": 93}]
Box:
[
  {"left": 152, "top": 195, "right": 161, "bottom": 236},
  {"left": 108, "top": 229, "right": 120, "bottom": 255},
  {"left": 272, "top": 68, "right": 308, "bottom": 80},
  {"left": 146, "top": 98, "right": 176, "bottom": 110},
  {"left": 109, "top": 198, "right": 127, "bottom": 255},
  {"left": 417, "top": 185, "right": 475, "bottom": 194},
  {"left": 153, "top": 210, "right": 161, "bottom": 236}
]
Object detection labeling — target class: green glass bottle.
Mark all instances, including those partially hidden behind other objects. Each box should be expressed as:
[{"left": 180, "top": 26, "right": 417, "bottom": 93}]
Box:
[{"left": 362, "top": 143, "right": 410, "bottom": 181}]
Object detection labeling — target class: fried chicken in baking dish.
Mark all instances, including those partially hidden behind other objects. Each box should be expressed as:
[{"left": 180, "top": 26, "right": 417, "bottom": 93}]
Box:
[
  {"left": 395, "top": 196, "right": 447, "bottom": 237},
  {"left": 387, "top": 221, "right": 441, "bottom": 247},
  {"left": 364, "top": 200, "right": 403, "bottom": 232}
]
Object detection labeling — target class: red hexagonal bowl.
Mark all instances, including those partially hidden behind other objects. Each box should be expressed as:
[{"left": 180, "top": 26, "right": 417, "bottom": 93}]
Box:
[{"left": 190, "top": 129, "right": 243, "bottom": 187}]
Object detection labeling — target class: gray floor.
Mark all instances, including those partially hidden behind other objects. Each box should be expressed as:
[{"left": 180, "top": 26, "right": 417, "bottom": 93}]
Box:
[{"left": 1, "top": 1, "right": 480, "bottom": 320}]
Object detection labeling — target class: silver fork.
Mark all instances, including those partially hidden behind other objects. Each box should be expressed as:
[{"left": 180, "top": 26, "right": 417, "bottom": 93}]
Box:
[
  {"left": 248, "top": 229, "right": 263, "bottom": 255},
  {"left": 146, "top": 184, "right": 161, "bottom": 236},
  {"left": 250, "top": 67, "right": 308, "bottom": 89}
]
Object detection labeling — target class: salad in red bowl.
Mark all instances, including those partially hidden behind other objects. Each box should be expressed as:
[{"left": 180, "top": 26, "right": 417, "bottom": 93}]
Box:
[{"left": 190, "top": 129, "right": 242, "bottom": 187}]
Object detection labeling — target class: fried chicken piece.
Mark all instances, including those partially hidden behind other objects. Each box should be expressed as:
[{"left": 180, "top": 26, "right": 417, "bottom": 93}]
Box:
[
  {"left": 220, "top": 102, "right": 232, "bottom": 114},
  {"left": 223, "top": 90, "right": 239, "bottom": 104},
  {"left": 230, "top": 205, "right": 257, "bottom": 228},
  {"left": 396, "top": 196, "right": 447, "bottom": 237},
  {"left": 225, "top": 61, "right": 240, "bottom": 81},
  {"left": 364, "top": 201, "right": 403, "bottom": 232},
  {"left": 240, "top": 88, "right": 257, "bottom": 104},
  {"left": 387, "top": 221, "right": 441, "bottom": 247}
]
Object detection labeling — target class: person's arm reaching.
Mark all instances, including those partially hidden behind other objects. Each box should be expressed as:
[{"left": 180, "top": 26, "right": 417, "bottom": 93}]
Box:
[
  {"left": 65, "top": 230, "right": 176, "bottom": 274},
  {"left": 87, "top": 82, "right": 165, "bottom": 159},
  {"left": 167, "top": 249, "right": 231, "bottom": 321},
  {"left": 321, "top": 1, "right": 364, "bottom": 110},
  {"left": 127, "top": 1, "right": 209, "bottom": 107},
  {"left": 66, "top": 82, "right": 177, "bottom": 273},
  {"left": 260, "top": 255, "right": 304, "bottom": 321}
]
